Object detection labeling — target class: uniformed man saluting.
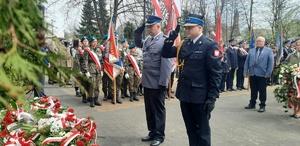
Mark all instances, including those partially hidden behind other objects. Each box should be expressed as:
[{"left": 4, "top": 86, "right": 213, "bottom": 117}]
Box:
[
  {"left": 134, "top": 15, "right": 174, "bottom": 146},
  {"left": 161, "top": 14, "right": 222, "bottom": 146}
]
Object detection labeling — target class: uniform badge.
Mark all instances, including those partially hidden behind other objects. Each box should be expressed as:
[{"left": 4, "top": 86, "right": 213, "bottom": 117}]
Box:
[{"left": 214, "top": 50, "right": 220, "bottom": 57}]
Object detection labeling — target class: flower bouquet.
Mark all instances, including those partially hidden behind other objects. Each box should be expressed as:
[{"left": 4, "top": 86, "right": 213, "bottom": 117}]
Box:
[
  {"left": 0, "top": 96, "right": 100, "bottom": 146},
  {"left": 274, "top": 63, "right": 300, "bottom": 112}
]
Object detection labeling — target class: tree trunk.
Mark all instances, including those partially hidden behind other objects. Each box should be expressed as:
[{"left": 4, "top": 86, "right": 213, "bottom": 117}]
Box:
[{"left": 92, "top": 0, "right": 102, "bottom": 35}]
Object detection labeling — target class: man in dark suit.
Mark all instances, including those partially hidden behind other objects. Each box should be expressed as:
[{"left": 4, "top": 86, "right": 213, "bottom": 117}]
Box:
[
  {"left": 134, "top": 15, "right": 173, "bottom": 146},
  {"left": 244, "top": 36, "right": 274, "bottom": 112},
  {"left": 236, "top": 40, "right": 248, "bottom": 90},
  {"left": 226, "top": 38, "right": 238, "bottom": 91},
  {"left": 219, "top": 47, "right": 230, "bottom": 92},
  {"left": 162, "top": 14, "right": 222, "bottom": 146},
  {"left": 283, "top": 40, "right": 292, "bottom": 61}
]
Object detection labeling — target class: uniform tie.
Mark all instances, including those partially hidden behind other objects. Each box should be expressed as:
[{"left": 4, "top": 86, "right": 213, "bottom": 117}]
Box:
[{"left": 190, "top": 40, "right": 194, "bottom": 49}]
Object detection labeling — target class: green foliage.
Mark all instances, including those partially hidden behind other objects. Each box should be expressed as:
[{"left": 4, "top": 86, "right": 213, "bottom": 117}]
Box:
[
  {"left": 0, "top": 0, "right": 45, "bottom": 108},
  {"left": 97, "top": 0, "right": 109, "bottom": 37},
  {"left": 123, "top": 21, "right": 136, "bottom": 42},
  {"left": 76, "top": 0, "right": 98, "bottom": 37},
  {"left": 0, "top": 0, "right": 79, "bottom": 110}
]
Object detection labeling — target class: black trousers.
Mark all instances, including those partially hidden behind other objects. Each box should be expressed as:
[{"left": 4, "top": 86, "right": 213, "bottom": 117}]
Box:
[
  {"left": 144, "top": 88, "right": 166, "bottom": 141},
  {"left": 219, "top": 72, "right": 228, "bottom": 91},
  {"left": 249, "top": 75, "right": 267, "bottom": 107},
  {"left": 236, "top": 68, "right": 245, "bottom": 88},
  {"left": 226, "top": 68, "right": 236, "bottom": 89},
  {"left": 180, "top": 102, "right": 211, "bottom": 146}
]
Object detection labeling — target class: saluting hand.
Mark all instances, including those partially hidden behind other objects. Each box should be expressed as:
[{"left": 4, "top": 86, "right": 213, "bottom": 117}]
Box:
[
  {"left": 134, "top": 23, "right": 145, "bottom": 34},
  {"left": 168, "top": 25, "right": 180, "bottom": 41}
]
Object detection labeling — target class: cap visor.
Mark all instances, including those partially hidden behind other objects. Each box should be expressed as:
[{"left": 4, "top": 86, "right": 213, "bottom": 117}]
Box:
[
  {"left": 183, "top": 23, "right": 198, "bottom": 27},
  {"left": 145, "top": 22, "right": 157, "bottom": 26}
]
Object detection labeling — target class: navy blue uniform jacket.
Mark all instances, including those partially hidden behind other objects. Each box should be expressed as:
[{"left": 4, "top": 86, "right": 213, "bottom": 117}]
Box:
[{"left": 162, "top": 35, "right": 222, "bottom": 104}]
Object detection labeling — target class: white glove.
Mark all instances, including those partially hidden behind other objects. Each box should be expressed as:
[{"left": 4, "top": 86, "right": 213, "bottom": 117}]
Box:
[
  {"left": 85, "top": 72, "right": 91, "bottom": 78},
  {"left": 101, "top": 71, "right": 104, "bottom": 77},
  {"left": 125, "top": 73, "right": 129, "bottom": 79},
  {"left": 140, "top": 74, "right": 142, "bottom": 78}
]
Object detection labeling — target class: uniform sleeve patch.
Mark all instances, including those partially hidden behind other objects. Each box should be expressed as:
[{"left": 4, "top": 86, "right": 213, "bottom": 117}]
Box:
[{"left": 214, "top": 50, "right": 220, "bottom": 57}]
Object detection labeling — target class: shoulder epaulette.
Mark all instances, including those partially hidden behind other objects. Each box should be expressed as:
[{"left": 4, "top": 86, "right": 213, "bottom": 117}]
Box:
[{"left": 206, "top": 37, "right": 213, "bottom": 42}]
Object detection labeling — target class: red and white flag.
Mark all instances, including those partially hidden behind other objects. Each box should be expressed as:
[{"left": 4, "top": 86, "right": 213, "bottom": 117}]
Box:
[
  {"left": 215, "top": 10, "right": 223, "bottom": 53},
  {"left": 107, "top": 18, "right": 119, "bottom": 63},
  {"left": 104, "top": 17, "right": 123, "bottom": 79},
  {"left": 151, "top": 0, "right": 162, "bottom": 18},
  {"left": 104, "top": 57, "right": 123, "bottom": 79},
  {"left": 163, "top": 0, "right": 181, "bottom": 46}
]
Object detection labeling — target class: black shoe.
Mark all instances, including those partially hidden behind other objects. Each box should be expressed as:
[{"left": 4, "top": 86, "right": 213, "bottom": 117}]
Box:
[
  {"left": 90, "top": 100, "right": 95, "bottom": 107},
  {"left": 94, "top": 97, "right": 102, "bottom": 106},
  {"left": 121, "top": 94, "right": 125, "bottom": 99},
  {"left": 141, "top": 136, "right": 154, "bottom": 142},
  {"left": 237, "top": 87, "right": 242, "bottom": 90},
  {"left": 150, "top": 140, "right": 163, "bottom": 146},
  {"left": 258, "top": 106, "right": 265, "bottom": 112},
  {"left": 87, "top": 98, "right": 92, "bottom": 103},
  {"left": 103, "top": 94, "right": 109, "bottom": 101},
  {"left": 289, "top": 114, "right": 296, "bottom": 117},
  {"left": 241, "top": 86, "right": 247, "bottom": 90},
  {"left": 82, "top": 96, "right": 87, "bottom": 103},
  {"left": 220, "top": 90, "right": 226, "bottom": 92},
  {"left": 124, "top": 93, "right": 130, "bottom": 98},
  {"left": 133, "top": 92, "right": 139, "bottom": 101},
  {"left": 294, "top": 115, "right": 300, "bottom": 119},
  {"left": 76, "top": 91, "right": 82, "bottom": 97},
  {"left": 245, "top": 104, "right": 255, "bottom": 109},
  {"left": 227, "top": 88, "right": 232, "bottom": 92},
  {"left": 116, "top": 99, "right": 122, "bottom": 104}
]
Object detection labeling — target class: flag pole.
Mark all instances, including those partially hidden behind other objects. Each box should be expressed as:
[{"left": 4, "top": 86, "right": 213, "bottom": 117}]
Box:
[
  {"left": 247, "top": 27, "right": 254, "bottom": 91},
  {"left": 114, "top": 78, "right": 116, "bottom": 104},
  {"left": 168, "top": 0, "right": 174, "bottom": 100}
]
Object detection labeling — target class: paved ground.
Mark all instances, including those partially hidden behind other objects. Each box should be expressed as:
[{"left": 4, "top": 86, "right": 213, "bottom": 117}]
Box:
[{"left": 41, "top": 81, "right": 300, "bottom": 146}]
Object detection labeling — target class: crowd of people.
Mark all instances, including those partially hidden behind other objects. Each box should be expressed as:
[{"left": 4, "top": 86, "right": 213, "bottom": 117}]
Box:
[{"left": 40, "top": 12, "right": 300, "bottom": 146}]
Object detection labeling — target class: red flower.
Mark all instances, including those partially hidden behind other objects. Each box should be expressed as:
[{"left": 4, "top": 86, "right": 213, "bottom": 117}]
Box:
[
  {"left": 288, "top": 103, "right": 293, "bottom": 108},
  {"left": 70, "top": 128, "right": 78, "bottom": 133},
  {"left": 68, "top": 108, "right": 74, "bottom": 113},
  {"left": 290, "top": 90, "right": 295, "bottom": 93},
  {"left": 288, "top": 93, "right": 293, "bottom": 97},
  {"left": 285, "top": 74, "right": 289, "bottom": 78},
  {"left": 76, "top": 140, "right": 85, "bottom": 146},
  {"left": 53, "top": 108, "right": 60, "bottom": 113},
  {"left": 0, "top": 129, "right": 8, "bottom": 138},
  {"left": 1, "top": 111, "right": 14, "bottom": 127},
  {"left": 286, "top": 81, "right": 291, "bottom": 85},
  {"left": 54, "top": 102, "right": 61, "bottom": 108}
]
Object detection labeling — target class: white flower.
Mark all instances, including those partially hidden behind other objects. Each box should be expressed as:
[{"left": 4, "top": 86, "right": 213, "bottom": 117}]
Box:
[
  {"left": 50, "top": 118, "right": 63, "bottom": 133},
  {"left": 64, "top": 132, "right": 71, "bottom": 138},
  {"left": 59, "top": 131, "right": 66, "bottom": 136},
  {"left": 31, "top": 106, "right": 39, "bottom": 112},
  {"left": 46, "top": 109, "right": 54, "bottom": 116},
  {"left": 279, "top": 74, "right": 283, "bottom": 78}
]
